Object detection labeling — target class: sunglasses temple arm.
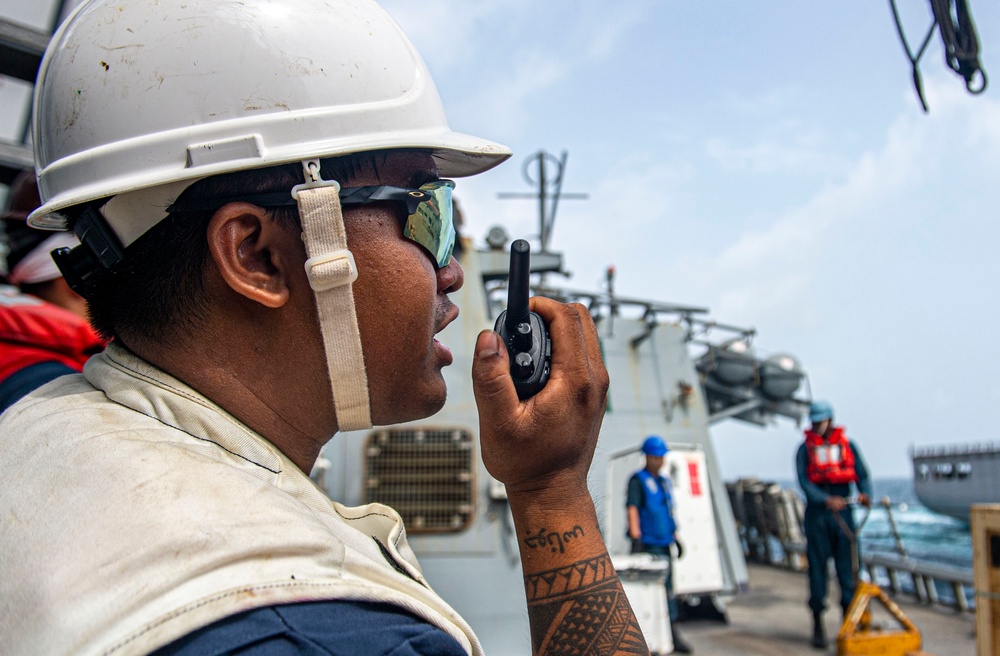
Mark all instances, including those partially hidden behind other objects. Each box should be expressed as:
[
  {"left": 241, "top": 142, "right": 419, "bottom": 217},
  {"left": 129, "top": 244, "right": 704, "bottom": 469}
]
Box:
[{"left": 339, "top": 186, "right": 422, "bottom": 214}]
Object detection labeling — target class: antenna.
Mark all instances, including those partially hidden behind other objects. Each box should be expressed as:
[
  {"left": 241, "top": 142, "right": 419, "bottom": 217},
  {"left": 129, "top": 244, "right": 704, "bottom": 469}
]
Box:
[
  {"left": 504, "top": 239, "right": 531, "bottom": 343},
  {"left": 497, "top": 150, "right": 588, "bottom": 253}
]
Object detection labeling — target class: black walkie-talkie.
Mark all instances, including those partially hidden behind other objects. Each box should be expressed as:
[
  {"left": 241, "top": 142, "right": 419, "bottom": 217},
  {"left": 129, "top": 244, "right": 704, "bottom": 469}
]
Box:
[{"left": 493, "top": 239, "right": 551, "bottom": 399}]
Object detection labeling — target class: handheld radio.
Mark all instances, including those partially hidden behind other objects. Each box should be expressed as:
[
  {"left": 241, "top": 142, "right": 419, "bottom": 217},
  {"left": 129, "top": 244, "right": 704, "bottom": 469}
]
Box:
[{"left": 493, "top": 239, "right": 551, "bottom": 399}]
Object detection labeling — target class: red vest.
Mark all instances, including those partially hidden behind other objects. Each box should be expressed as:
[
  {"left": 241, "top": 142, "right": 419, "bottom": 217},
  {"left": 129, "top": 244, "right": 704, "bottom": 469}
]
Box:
[
  {"left": 0, "top": 287, "right": 106, "bottom": 383},
  {"left": 804, "top": 426, "right": 858, "bottom": 485}
]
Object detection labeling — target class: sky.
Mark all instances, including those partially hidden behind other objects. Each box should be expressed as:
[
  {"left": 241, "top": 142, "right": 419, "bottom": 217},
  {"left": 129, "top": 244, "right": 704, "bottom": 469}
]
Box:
[{"left": 3, "top": 1, "right": 999, "bottom": 480}]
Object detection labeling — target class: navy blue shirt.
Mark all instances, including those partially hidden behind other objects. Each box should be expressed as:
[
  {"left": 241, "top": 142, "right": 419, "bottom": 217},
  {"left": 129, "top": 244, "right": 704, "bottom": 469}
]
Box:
[
  {"left": 151, "top": 600, "right": 466, "bottom": 656},
  {"left": 0, "top": 361, "right": 75, "bottom": 413}
]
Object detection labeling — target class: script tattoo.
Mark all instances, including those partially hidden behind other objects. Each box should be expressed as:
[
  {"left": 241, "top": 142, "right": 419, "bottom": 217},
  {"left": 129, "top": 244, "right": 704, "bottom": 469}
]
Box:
[
  {"left": 524, "top": 554, "right": 648, "bottom": 655},
  {"left": 524, "top": 525, "right": 585, "bottom": 553}
]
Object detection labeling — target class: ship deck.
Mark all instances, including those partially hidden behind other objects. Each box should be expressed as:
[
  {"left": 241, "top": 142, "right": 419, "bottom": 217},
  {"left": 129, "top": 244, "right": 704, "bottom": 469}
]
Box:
[{"left": 679, "top": 563, "right": 976, "bottom": 655}]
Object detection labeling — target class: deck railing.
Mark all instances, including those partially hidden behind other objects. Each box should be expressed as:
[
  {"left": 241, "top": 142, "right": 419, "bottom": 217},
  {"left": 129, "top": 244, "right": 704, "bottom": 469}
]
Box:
[
  {"left": 911, "top": 441, "right": 1000, "bottom": 459},
  {"left": 727, "top": 478, "right": 974, "bottom": 614},
  {"left": 783, "top": 541, "right": 973, "bottom": 612}
]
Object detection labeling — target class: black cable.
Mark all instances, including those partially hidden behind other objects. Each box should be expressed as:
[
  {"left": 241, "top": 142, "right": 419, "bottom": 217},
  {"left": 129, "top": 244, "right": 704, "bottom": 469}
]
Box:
[
  {"left": 889, "top": 0, "right": 937, "bottom": 112},
  {"left": 930, "top": 0, "right": 988, "bottom": 93},
  {"left": 888, "top": 0, "right": 988, "bottom": 112}
]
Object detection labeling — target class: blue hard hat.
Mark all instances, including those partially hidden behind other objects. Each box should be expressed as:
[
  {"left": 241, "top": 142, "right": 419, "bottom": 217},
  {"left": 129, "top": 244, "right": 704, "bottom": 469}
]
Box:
[
  {"left": 809, "top": 400, "right": 834, "bottom": 424},
  {"left": 641, "top": 435, "right": 668, "bottom": 456}
]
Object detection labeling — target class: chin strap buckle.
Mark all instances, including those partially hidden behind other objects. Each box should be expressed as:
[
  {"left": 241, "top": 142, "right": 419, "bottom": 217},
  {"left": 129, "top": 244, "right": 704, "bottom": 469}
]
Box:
[{"left": 304, "top": 249, "right": 358, "bottom": 292}]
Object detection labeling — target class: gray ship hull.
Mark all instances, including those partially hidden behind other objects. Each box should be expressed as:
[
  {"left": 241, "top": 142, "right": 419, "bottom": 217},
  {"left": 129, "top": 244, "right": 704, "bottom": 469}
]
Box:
[{"left": 912, "top": 443, "right": 1000, "bottom": 521}]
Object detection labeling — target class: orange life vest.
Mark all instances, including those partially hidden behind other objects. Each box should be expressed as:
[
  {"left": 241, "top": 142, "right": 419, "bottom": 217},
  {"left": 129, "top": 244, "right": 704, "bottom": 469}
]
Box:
[
  {"left": 804, "top": 426, "right": 858, "bottom": 485},
  {"left": 0, "top": 287, "right": 105, "bottom": 383}
]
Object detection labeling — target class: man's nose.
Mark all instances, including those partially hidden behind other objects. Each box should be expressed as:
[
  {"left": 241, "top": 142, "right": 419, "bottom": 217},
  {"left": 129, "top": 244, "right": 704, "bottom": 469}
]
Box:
[{"left": 438, "top": 255, "right": 464, "bottom": 294}]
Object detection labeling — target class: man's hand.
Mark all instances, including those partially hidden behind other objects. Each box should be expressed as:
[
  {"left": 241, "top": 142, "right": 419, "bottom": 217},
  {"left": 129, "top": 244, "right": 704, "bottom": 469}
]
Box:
[
  {"left": 673, "top": 538, "right": 684, "bottom": 560},
  {"left": 858, "top": 493, "right": 871, "bottom": 508},
  {"left": 472, "top": 297, "right": 608, "bottom": 498},
  {"left": 472, "top": 297, "right": 649, "bottom": 655},
  {"left": 825, "top": 495, "right": 848, "bottom": 512}
]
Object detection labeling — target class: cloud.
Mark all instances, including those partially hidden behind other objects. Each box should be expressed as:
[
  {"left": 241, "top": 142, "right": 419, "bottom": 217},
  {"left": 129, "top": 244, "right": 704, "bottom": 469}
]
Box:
[
  {"left": 665, "top": 74, "right": 1000, "bottom": 325},
  {"left": 673, "top": 77, "right": 1000, "bottom": 477},
  {"left": 451, "top": 55, "right": 570, "bottom": 137},
  {"left": 715, "top": 87, "right": 809, "bottom": 118},
  {"left": 383, "top": 1, "right": 653, "bottom": 142},
  {"left": 541, "top": 158, "right": 700, "bottom": 288},
  {"left": 579, "top": 4, "right": 648, "bottom": 60},
  {"left": 379, "top": 0, "right": 525, "bottom": 72},
  {"left": 704, "top": 133, "right": 848, "bottom": 175}
]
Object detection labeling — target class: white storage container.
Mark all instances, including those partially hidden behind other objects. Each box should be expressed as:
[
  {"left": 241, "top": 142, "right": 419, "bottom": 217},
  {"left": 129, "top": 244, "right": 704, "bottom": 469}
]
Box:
[{"left": 612, "top": 553, "right": 674, "bottom": 654}]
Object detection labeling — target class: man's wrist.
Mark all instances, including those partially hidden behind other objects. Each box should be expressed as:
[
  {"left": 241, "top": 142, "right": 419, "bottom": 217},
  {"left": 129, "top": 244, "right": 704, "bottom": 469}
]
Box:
[
  {"left": 505, "top": 476, "right": 592, "bottom": 517},
  {"left": 507, "top": 490, "right": 606, "bottom": 568}
]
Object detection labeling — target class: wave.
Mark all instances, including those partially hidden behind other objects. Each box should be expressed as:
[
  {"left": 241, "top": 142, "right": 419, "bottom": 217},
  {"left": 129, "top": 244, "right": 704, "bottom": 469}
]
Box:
[{"left": 770, "top": 477, "right": 973, "bottom": 570}]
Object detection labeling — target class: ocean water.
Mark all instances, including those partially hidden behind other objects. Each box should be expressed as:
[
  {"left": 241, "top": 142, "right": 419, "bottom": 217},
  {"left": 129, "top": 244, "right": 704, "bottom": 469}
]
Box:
[
  {"left": 860, "top": 477, "right": 972, "bottom": 571},
  {"left": 772, "top": 477, "right": 971, "bottom": 569},
  {"left": 771, "top": 477, "right": 973, "bottom": 606}
]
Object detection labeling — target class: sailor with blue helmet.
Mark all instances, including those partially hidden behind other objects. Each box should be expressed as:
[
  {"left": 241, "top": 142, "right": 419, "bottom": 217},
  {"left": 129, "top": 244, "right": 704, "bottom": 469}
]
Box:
[
  {"left": 627, "top": 435, "right": 693, "bottom": 653},
  {"left": 796, "top": 400, "right": 873, "bottom": 650}
]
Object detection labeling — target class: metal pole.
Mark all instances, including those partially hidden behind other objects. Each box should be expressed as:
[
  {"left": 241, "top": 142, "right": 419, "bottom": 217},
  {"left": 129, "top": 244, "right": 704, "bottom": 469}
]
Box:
[
  {"left": 882, "top": 496, "right": 909, "bottom": 558},
  {"left": 546, "top": 150, "right": 568, "bottom": 251},
  {"left": 537, "top": 152, "right": 547, "bottom": 251}
]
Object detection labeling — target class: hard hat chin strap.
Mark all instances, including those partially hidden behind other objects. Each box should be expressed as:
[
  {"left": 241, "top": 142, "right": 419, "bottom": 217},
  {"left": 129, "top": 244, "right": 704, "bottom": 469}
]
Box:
[{"left": 293, "top": 159, "right": 372, "bottom": 432}]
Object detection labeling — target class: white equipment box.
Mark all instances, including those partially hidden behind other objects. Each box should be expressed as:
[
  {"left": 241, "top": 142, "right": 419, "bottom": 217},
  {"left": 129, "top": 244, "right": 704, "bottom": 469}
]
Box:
[{"left": 611, "top": 554, "right": 673, "bottom": 655}]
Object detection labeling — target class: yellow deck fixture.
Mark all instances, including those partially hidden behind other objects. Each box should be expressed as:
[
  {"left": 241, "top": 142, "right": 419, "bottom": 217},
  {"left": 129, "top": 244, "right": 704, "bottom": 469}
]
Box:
[{"left": 836, "top": 580, "right": 924, "bottom": 656}]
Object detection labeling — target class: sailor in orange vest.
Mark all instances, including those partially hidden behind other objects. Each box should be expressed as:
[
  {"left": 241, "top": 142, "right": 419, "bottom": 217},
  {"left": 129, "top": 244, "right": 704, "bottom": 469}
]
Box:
[
  {"left": 796, "top": 400, "right": 872, "bottom": 649},
  {"left": 0, "top": 171, "right": 105, "bottom": 412}
]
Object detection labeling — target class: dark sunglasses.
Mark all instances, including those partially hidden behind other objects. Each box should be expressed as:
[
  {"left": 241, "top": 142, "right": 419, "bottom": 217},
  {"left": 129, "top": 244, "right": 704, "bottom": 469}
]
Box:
[{"left": 167, "top": 179, "right": 457, "bottom": 269}]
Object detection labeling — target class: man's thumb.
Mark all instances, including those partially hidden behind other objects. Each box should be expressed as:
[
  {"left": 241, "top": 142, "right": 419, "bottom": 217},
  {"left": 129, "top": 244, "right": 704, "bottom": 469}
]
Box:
[{"left": 471, "top": 330, "right": 517, "bottom": 409}]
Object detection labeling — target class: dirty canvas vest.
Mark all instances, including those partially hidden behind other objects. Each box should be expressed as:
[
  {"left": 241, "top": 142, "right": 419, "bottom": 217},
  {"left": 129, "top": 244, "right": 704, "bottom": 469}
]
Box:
[
  {"left": 0, "top": 344, "right": 480, "bottom": 656},
  {"left": 804, "top": 426, "right": 858, "bottom": 485}
]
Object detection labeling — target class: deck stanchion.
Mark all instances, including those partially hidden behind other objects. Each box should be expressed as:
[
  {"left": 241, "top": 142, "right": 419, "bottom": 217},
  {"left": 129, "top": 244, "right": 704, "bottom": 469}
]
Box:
[
  {"left": 925, "top": 577, "right": 939, "bottom": 604},
  {"left": 888, "top": 567, "right": 901, "bottom": 595},
  {"left": 952, "top": 581, "right": 969, "bottom": 612}
]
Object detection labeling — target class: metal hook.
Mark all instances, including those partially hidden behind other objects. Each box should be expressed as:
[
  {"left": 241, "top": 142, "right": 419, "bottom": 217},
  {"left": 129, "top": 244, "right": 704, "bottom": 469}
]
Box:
[{"left": 291, "top": 158, "right": 341, "bottom": 200}]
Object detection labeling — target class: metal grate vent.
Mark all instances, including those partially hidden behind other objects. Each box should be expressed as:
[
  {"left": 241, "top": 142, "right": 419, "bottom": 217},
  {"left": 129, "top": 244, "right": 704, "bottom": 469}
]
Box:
[{"left": 365, "top": 428, "right": 475, "bottom": 534}]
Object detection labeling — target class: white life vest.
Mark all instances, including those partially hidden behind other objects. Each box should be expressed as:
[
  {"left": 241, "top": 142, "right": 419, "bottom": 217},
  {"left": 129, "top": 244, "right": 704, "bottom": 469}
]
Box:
[{"left": 0, "top": 344, "right": 480, "bottom": 656}]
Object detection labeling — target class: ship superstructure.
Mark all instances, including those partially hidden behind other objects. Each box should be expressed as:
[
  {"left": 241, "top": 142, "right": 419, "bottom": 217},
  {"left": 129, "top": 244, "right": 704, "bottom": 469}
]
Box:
[{"left": 314, "top": 151, "right": 812, "bottom": 653}]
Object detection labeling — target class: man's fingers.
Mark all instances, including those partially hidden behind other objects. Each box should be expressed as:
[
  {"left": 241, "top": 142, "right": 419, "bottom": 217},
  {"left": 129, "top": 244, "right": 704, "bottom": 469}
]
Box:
[
  {"left": 574, "top": 302, "right": 610, "bottom": 390},
  {"left": 529, "top": 297, "right": 591, "bottom": 381}
]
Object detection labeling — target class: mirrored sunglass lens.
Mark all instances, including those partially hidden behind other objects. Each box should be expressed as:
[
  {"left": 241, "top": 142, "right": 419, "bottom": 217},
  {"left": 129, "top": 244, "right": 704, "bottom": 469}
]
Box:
[{"left": 403, "top": 180, "right": 456, "bottom": 268}]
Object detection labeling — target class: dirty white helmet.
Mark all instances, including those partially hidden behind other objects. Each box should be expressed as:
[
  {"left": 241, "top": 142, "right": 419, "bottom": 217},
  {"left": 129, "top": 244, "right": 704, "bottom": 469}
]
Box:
[
  {"left": 30, "top": 0, "right": 509, "bottom": 233},
  {"left": 29, "top": 0, "right": 511, "bottom": 432}
]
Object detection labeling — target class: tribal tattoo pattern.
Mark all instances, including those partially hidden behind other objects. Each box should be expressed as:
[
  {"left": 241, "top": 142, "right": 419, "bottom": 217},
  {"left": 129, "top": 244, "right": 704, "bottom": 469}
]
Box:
[{"left": 525, "top": 554, "right": 649, "bottom": 655}]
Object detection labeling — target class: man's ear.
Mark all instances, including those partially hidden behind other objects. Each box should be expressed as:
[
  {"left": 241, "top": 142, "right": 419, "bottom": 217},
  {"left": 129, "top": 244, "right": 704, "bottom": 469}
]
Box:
[{"left": 206, "top": 203, "right": 298, "bottom": 309}]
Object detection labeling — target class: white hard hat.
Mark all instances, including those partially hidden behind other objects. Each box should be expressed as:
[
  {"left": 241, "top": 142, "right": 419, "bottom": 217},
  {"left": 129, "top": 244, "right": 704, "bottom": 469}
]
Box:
[
  {"left": 29, "top": 0, "right": 511, "bottom": 231},
  {"left": 29, "top": 0, "right": 512, "bottom": 434}
]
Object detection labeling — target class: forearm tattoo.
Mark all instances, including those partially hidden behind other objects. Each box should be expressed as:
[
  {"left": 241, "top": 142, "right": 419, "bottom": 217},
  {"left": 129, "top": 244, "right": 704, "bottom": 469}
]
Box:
[
  {"left": 523, "top": 525, "right": 585, "bottom": 553},
  {"left": 524, "top": 554, "right": 649, "bottom": 655}
]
